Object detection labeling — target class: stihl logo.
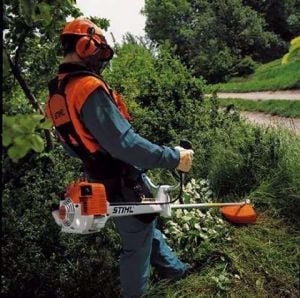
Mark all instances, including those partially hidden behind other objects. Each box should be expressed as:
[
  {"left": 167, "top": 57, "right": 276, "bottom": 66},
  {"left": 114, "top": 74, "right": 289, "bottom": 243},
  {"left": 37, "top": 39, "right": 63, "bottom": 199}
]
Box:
[
  {"left": 54, "top": 109, "right": 66, "bottom": 119},
  {"left": 112, "top": 206, "right": 134, "bottom": 214}
]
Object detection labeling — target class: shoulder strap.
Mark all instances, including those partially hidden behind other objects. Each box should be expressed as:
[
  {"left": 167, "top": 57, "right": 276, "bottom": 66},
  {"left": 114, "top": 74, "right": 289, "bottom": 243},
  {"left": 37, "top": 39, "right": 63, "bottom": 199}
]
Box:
[
  {"left": 58, "top": 70, "right": 118, "bottom": 108},
  {"left": 58, "top": 71, "right": 102, "bottom": 94},
  {"left": 47, "top": 71, "right": 104, "bottom": 161}
]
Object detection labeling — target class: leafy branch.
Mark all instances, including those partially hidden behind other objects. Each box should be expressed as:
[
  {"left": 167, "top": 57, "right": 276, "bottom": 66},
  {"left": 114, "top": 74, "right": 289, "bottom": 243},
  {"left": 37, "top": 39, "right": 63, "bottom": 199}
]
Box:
[{"left": 5, "top": 48, "right": 44, "bottom": 115}]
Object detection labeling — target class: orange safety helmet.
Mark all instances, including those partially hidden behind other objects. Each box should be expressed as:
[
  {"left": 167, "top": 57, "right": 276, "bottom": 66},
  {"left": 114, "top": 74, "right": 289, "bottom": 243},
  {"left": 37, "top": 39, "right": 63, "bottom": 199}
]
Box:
[{"left": 61, "top": 18, "right": 114, "bottom": 60}]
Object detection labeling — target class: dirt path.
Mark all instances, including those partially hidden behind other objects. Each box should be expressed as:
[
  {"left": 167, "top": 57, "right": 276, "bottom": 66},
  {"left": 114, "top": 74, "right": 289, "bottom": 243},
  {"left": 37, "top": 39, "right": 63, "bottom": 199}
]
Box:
[
  {"left": 207, "top": 89, "right": 300, "bottom": 134},
  {"left": 216, "top": 89, "right": 300, "bottom": 100},
  {"left": 241, "top": 111, "right": 300, "bottom": 135}
]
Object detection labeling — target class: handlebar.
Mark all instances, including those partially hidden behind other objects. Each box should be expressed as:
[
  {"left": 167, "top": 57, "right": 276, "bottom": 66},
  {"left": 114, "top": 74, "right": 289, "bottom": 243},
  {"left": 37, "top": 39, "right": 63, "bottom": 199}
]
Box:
[
  {"left": 142, "top": 172, "right": 181, "bottom": 194},
  {"left": 142, "top": 139, "right": 192, "bottom": 198}
]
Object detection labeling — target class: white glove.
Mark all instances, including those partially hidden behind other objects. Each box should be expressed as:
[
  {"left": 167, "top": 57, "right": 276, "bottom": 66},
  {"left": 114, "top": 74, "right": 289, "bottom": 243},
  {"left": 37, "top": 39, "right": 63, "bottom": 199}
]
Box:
[{"left": 175, "top": 146, "right": 194, "bottom": 172}]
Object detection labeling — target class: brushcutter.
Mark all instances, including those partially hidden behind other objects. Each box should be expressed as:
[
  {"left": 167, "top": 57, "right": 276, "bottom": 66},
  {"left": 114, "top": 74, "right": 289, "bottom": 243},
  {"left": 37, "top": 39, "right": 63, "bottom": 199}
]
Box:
[{"left": 52, "top": 141, "right": 256, "bottom": 234}]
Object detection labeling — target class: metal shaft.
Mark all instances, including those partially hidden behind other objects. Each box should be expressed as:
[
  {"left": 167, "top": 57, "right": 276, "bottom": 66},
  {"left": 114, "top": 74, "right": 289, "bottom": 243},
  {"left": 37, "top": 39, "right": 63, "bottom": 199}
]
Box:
[{"left": 171, "top": 201, "right": 249, "bottom": 209}]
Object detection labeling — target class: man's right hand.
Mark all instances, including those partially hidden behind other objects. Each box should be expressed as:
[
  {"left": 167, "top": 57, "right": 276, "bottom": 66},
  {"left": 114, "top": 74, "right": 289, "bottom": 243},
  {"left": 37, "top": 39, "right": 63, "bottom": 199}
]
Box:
[{"left": 175, "top": 146, "right": 194, "bottom": 172}]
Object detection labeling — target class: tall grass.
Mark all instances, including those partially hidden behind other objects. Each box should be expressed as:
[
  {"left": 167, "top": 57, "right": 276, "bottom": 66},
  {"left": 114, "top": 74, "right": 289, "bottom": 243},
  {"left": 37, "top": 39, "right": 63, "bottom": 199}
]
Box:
[
  {"left": 249, "top": 130, "right": 300, "bottom": 225},
  {"left": 208, "top": 59, "right": 300, "bottom": 92},
  {"left": 205, "top": 120, "right": 300, "bottom": 225}
]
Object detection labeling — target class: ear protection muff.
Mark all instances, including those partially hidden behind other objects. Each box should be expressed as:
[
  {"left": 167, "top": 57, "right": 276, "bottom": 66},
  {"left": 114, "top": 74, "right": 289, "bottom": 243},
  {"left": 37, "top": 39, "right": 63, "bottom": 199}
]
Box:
[
  {"left": 76, "top": 35, "right": 98, "bottom": 58},
  {"left": 75, "top": 26, "right": 114, "bottom": 60}
]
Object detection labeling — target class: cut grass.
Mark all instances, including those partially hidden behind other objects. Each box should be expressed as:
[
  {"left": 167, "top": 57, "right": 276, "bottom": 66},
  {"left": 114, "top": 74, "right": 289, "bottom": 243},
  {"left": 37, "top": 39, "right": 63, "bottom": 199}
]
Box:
[
  {"left": 145, "top": 213, "right": 299, "bottom": 297},
  {"left": 216, "top": 98, "right": 300, "bottom": 118},
  {"left": 207, "top": 59, "right": 300, "bottom": 92}
]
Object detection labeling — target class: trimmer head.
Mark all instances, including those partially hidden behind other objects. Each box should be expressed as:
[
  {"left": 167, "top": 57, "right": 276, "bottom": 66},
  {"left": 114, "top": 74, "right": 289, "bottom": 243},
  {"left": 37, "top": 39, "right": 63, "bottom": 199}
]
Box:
[{"left": 220, "top": 204, "right": 257, "bottom": 224}]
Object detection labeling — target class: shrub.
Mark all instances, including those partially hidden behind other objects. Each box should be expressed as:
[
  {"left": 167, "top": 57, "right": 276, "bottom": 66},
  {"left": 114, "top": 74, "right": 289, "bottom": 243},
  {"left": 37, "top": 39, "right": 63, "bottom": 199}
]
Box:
[
  {"left": 163, "top": 178, "right": 230, "bottom": 260},
  {"left": 249, "top": 130, "right": 300, "bottom": 225},
  {"left": 105, "top": 41, "right": 206, "bottom": 145},
  {"left": 207, "top": 124, "right": 281, "bottom": 197},
  {"left": 2, "top": 148, "right": 121, "bottom": 297},
  {"left": 235, "top": 56, "right": 256, "bottom": 76},
  {"left": 282, "top": 36, "right": 300, "bottom": 64}
]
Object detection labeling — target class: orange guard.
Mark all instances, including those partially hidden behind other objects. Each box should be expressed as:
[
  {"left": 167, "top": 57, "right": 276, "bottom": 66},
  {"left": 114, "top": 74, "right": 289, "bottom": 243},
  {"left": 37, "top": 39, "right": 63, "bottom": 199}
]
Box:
[{"left": 220, "top": 204, "right": 257, "bottom": 224}]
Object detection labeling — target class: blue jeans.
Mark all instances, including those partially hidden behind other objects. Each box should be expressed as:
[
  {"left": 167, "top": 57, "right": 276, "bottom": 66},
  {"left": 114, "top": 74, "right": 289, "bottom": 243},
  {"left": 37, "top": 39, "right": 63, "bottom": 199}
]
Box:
[{"left": 113, "top": 216, "right": 186, "bottom": 298}]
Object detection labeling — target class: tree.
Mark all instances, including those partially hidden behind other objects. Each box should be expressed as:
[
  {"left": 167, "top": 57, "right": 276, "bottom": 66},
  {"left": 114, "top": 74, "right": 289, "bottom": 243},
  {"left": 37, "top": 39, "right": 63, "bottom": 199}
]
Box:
[
  {"left": 244, "top": 0, "right": 300, "bottom": 41},
  {"left": 3, "top": 0, "right": 109, "bottom": 161},
  {"left": 104, "top": 39, "right": 205, "bottom": 145},
  {"left": 2, "top": 3, "right": 121, "bottom": 296},
  {"left": 143, "top": 0, "right": 286, "bottom": 82}
]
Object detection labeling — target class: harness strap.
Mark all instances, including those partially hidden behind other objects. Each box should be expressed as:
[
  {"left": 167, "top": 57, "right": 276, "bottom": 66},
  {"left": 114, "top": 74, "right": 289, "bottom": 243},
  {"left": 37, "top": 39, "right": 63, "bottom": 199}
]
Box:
[
  {"left": 48, "top": 73, "right": 91, "bottom": 160},
  {"left": 46, "top": 70, "right": 126, "bottom": 180}
]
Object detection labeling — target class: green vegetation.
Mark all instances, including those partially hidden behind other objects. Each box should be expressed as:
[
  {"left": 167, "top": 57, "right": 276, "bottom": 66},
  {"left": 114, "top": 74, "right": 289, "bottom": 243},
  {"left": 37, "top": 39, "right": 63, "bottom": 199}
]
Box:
[
  {"left": 144, "top": 0, "right": 300, "bottom": 83},
  {"left": 209, "top": 59, "right": 300, "bottom": 92},
  {"left": 216, "top": 98, "right": 300, "bottom": 118},
  {"left": 3, "top": 1, "right": 300, "bottom": 297},
  {"left": 282, "top": 36, "right": 300, "bottom": 64},
  {"left": 146, "top": 214, "right": 299, "bottom": 297}
]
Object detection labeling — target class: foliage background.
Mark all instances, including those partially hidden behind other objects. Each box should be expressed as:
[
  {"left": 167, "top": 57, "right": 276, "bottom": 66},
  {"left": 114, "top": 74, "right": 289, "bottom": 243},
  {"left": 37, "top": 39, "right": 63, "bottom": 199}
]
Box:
[
  {"left": 2, "top": 0, "right": 300, "bottom": 297},
  {"left": 143, "top": 0, "right": 300, "bottom": 82}
]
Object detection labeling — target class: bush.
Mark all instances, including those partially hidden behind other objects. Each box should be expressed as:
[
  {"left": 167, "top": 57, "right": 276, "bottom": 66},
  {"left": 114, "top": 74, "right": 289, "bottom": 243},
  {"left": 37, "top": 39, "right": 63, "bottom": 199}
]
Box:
[
  {"left": 105, "top": 41, "right": 206, "bottom": 144},
  {"left": 249, "top": 130, "right": 300, "bottom": 225},
  {"left": 163, "top": 179, "right": 230, "bottom": 260},
  {"left": 2, "top": 148, "right": 121, "bottom": 297},
  {"left": 235, "top": 56, "right": 256, "bottom": 76},
  {"left": 207, "top": 124, "right": 281, "bottom": 197},
  {"left": 282, "top": 36, "right": 300, "bottom": 64}
]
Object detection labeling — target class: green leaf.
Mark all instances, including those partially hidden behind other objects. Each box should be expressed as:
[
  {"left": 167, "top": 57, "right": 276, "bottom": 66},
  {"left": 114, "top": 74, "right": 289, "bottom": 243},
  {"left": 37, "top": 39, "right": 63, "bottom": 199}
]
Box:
[
  {"left": 19, "top": 116, "right": 38, "bottom": 132},
  {"left": 3, "top": 115, "right": 15, "bottom": 127},
  {"left": 39, "top": 119, "right": 53, "bottom": 129},
  {"left": 2, "top": 130, "right": 12, "bottom": 147},
  {"left": 14, "top": 136, "right": 32, "bottom": 150},
  {"left": 34, "top": 3, "right": 52, "bottom": 26},
  {"left": 30, "top": 134, "right": 45, "bottom": 152},
  {"left": 11, "top": 123, "right": 25, "bottom": 134},
  {"left": 8, "top": 144, "right": 29, "bottom": 162},
  {"left": 66, "top": 0, "right": 76, "bottom": 5},
  {"left": 31, "top": 114, "right": 44, "bottom": 121}
]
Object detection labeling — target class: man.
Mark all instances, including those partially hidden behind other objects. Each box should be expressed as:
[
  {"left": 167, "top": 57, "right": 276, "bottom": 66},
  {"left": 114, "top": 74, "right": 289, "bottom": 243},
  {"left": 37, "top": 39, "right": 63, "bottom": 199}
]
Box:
[{"left": 46, "top": 18, "right": 194, "bottom": 298}]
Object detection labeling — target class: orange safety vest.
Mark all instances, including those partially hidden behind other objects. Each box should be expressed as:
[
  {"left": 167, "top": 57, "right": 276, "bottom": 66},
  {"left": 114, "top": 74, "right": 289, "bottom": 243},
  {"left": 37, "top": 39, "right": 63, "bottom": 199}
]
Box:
[
  {"left": 46, "top": 70, "right": 132, "bottom": 180},
  {"left": 46, "top": 71, "right": 132, "bottom": 154}
]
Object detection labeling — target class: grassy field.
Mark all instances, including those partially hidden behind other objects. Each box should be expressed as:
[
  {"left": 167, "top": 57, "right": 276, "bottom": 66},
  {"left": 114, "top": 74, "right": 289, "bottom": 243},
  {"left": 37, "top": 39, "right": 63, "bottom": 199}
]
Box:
[
  {"left": 208, "top": 59, "right": 300, "bottom": 92},
  {"left": 216, "top": 98, "right": 300, "bottom": 118}
]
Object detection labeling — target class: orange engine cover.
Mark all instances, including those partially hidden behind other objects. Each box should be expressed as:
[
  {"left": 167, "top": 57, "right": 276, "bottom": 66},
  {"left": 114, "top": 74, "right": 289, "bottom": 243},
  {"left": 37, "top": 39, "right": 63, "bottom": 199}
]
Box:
[{"left": 65, "top": 179, "right": 108, "bottom": 216}]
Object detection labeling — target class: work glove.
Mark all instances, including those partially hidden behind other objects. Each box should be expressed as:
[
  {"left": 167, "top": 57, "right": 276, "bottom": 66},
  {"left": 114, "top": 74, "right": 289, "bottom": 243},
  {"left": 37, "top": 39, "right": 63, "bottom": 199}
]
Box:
[{"left": 175, "top": 146, "right": 194, "bottom": 172}]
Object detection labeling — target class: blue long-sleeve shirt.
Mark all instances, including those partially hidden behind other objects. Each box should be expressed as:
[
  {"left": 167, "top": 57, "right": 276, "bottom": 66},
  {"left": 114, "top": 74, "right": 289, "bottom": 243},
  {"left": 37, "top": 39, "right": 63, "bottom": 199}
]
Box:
[{"left": 72, "top": 87, "right": 180, "bottom": 170}]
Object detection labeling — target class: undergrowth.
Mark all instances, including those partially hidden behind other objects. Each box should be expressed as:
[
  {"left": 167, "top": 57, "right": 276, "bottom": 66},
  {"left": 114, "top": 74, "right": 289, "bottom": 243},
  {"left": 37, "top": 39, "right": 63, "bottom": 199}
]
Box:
[
  {"left": 146, "top": 213, "right": 299, "bottom": 298},
  {"left": 145, "top": 125, "right": 300, "bottom": 297},
  {"left": 249, "top": 130, "right": 300, "bottom": 226}
]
